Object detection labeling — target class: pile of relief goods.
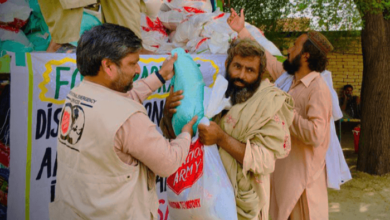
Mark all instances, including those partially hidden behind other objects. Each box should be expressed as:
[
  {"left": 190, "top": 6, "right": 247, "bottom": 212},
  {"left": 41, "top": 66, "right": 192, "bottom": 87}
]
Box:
[
  {"left": 0, "top": 0, "right": 35, "bottom": 54},
  {"left": 1, "top": 0, "right": 282, "bottom": 56},
  {"left": 140, "top": 0, "right": 283, "bottom": 56},
  {"left": 0, "top": 0, "right": 100, "bottom": 54}
]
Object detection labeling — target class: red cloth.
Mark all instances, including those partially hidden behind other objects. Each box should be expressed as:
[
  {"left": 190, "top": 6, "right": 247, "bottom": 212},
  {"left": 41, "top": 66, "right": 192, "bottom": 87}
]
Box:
[
  {"left": 0, "top": 142, "right": 9, "bottom": 167},
  {"left": 353, "top": 127, "right": 360, "bottom": 153}
]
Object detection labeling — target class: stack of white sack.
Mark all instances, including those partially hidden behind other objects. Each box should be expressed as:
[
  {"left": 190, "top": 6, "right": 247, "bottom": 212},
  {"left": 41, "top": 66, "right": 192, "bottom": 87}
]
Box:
[
  {"left": 0, "top": 0, "right": 33, "bottom": 49},
  {"left": 140, "top": 14, "right": 171, "bottom": 53},
  {"left": 245, "top": 23, "right": 283, "bottom": 56},
  {"left": 143, "top": 0, "right": 164, "bottom": 21},
  {"left": 140, "top": 0, "right": 283, "bottom": 56},
  {"left": 158, "top": 0, "right": 213, "bottom": 31},
  {"left": 174, "top": 10, "right": 283, "bottom": 56}
]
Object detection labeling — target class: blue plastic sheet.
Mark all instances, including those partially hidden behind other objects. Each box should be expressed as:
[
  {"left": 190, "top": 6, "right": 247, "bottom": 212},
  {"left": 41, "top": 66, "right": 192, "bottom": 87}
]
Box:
[{"left": 170, "top": 48, "right": 205, "bottom": 136}]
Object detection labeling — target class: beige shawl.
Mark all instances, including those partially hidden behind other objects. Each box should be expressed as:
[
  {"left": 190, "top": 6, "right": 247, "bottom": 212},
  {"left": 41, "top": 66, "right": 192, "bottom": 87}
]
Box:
[{"left": 217, "top": 79, "right": 294, "bottom": 220}]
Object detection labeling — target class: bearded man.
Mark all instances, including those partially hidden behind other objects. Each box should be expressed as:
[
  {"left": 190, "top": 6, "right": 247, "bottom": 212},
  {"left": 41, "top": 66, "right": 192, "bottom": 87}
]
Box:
[
  {"left": 226, "top": 6, "right": 334, "bottom": 218},
  {"left": 267, "top": 32, "right": 333, "bottom": 220},
  {"left": 161, "top": 38, "right": 295, "bottom": 220}
]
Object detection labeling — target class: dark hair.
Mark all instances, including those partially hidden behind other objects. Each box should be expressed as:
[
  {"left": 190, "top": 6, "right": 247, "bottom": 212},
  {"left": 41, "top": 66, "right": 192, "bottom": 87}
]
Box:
[
  {"left": 226, "top": 38, "right": 267, "bottom": 77},
  {"left": 301, "top": 39, "right": 328, "bottom": 72},
  {"left": 76, "top": 23, "right": 142, "bottom": 76},
  {"left": 344, "top": 84, "right": 353, "bottom": 90}
]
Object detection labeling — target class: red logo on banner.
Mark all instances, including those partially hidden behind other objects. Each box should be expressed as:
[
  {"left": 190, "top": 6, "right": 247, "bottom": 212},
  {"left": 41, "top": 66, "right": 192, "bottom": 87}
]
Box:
[
  {"left": 61, "top": 110, "right": 71, "bottom": 134},
  {"left": 167, "top": 139, "right": 204, "bottom": 195}
]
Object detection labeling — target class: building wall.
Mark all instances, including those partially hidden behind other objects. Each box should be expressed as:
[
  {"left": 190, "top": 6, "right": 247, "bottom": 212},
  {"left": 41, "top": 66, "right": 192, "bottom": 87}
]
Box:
[
  {"left": 265, "top": 36, "right": 363, "bottom": 98},
  {"left": 327, "top": 38, "right": 363, "bottom": 97}
]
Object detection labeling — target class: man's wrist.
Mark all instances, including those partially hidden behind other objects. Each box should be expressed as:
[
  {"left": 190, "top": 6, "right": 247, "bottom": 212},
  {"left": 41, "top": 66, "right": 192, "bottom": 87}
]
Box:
[
  {"left": 216, "top": 127, "right": 225, "bottom": 146},
  {"left": 237, "top": 27, "right": 252, "bottom": 40},
  {"left": 155, "top": 70, "right": 166, "bottom": 84},
  {"left": 164, "top": 117, "right": 176, "bottom": 138},
  {"left": 236, "top": 26, "right": 244, "bottom": 34}
]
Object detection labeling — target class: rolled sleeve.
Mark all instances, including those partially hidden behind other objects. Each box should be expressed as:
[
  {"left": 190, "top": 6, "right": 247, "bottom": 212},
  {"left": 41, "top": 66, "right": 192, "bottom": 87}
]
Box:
[
  {"left": 242, "top": 113, "right": 291, "bottom": 178},
  {"left": 242, "top": 140, "right": 276, "bottom": 179}
]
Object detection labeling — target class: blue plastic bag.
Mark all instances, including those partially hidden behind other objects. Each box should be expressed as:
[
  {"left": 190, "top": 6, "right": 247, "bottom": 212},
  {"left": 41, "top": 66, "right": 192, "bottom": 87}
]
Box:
[
  {"left": 170, "top": 48, "right": 205, "bottom": 136},
  {"left": 27, "top": 31, "right": 51, "bottom": 51},
  {"left": 0, "top": 40, "right": 33, "bottom": 53},
  {"left": 23, "top": 7, "right": 51, "bottom": 51}
]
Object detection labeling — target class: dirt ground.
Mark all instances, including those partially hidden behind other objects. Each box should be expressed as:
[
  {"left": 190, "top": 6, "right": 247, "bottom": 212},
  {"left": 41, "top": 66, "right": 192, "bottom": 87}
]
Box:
[{"left": 328, "top": 122, "right": 390, "bottom": 220}]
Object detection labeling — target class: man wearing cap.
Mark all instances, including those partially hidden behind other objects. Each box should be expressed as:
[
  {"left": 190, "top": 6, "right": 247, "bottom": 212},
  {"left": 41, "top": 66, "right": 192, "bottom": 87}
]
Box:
[
  {"left": 269, "top": 32, "right": 333, "bottom": 220},
  {"left": 229, "top": 14, "right": 333, "bottom": 219}
]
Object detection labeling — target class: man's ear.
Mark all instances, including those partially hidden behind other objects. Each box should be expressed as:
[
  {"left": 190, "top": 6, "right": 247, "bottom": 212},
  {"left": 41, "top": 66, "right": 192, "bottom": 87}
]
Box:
[{"left": 101, "top": 58, "right": 116, "bottom": 79}]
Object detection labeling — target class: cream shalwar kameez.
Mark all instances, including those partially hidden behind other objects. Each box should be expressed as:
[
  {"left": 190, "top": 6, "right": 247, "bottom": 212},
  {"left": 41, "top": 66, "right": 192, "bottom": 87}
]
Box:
[{"left": 265, "top": 52, "right": 332, "bottom": 220}]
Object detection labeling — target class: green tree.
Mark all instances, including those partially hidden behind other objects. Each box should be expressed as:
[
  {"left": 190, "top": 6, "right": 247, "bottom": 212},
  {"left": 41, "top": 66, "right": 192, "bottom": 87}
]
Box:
[{"left": 225, "top": 0, "right": 390, "bottom": 175}]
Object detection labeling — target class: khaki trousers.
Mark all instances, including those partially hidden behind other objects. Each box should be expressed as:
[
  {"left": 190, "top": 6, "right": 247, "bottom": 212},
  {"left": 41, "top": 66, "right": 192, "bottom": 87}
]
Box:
[{"left": 38, "top": 0, "right": 143, "bottom": 44}]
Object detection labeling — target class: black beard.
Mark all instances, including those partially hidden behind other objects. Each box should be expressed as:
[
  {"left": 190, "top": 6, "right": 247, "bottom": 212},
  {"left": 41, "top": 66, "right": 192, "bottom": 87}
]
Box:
[
  {"left": 113, "top": 68, "right": 133, "bottom": 93},
  {"left": 283, "top": 53, "right": 302, "bottom": 75},
  {"left": 113, "top": 77, "right": 133, "bottom": 93},
  {"left": 122, "top": 82, "right": 133, "bottom": 93},
  {"left": 225, "top": 72, "right": 261, "bottom": 105}
]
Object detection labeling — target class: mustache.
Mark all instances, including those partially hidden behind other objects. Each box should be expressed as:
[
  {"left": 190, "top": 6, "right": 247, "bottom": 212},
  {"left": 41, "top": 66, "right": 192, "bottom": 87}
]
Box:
[{"left": 231, "top": 78, "right": 250, "bottom": 87}]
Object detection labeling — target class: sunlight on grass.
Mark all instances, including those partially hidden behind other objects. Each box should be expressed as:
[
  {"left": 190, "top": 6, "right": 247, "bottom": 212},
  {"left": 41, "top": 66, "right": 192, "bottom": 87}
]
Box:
[
  {"left": 329, "top": 202, "right": 340, "bottom": 212},
  {"left": 359, "top": 203, "right": 370, "bottom": 212}
]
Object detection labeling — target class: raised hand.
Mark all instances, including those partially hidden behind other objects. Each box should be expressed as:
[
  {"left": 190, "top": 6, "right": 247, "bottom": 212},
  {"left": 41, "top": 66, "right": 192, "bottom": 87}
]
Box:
[
  {"left": 227, "top": 8, "right": 245, "bottom": 33},
  {"left": 160, "top": 53, "right": 178, "bottom": 81}
]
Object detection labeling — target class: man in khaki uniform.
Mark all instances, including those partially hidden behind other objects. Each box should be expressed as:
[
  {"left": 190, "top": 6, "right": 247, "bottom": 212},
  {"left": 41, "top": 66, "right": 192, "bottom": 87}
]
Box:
[
  {"left": 38, "top": 0, "right": 146, "bottom": 52},
  {"left": 50, "top": 23, "right": 197, "bottom": 219}
]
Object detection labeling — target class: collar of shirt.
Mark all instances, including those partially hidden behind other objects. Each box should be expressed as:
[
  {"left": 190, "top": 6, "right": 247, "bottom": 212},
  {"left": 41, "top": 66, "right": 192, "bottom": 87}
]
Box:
[
  {"left": 83, "top": 80, "right": 129, "bottom": 98},
  {"left": 291, "top": 71, "right": 320, "bottom": 89}
]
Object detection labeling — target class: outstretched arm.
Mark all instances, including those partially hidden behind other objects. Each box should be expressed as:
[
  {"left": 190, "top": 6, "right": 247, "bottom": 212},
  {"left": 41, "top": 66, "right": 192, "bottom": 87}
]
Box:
[{"left": 128, "top": 53, "right": 178, "bottom": 103}]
